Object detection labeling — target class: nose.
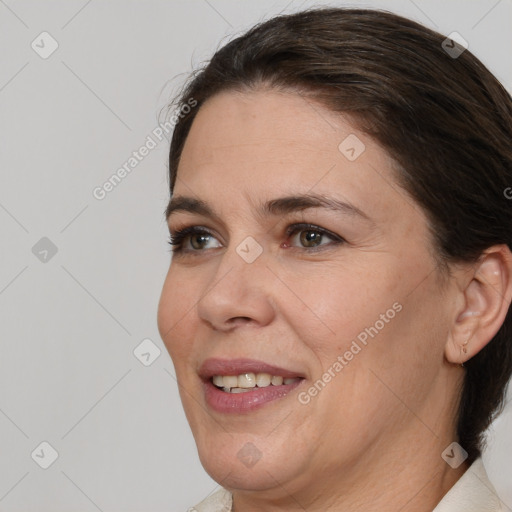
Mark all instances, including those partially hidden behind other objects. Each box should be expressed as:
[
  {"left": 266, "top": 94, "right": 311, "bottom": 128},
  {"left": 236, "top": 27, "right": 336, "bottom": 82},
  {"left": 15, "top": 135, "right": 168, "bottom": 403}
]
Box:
[{"left": 197, "top": 244, "right": 276, "bottom": 332}]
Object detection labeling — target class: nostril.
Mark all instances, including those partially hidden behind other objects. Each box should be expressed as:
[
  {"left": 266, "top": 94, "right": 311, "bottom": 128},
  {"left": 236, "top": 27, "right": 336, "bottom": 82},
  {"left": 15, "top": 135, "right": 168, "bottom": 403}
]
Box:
[{"left": 228, "top": 316, "right": 253, "bottom": 325}]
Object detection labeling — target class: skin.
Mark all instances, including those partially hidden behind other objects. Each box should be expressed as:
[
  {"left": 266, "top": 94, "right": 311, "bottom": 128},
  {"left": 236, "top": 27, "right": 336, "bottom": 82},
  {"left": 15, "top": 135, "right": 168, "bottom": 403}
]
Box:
[{"left": 157, "top": 88, "right": 512, "bottom": 511}]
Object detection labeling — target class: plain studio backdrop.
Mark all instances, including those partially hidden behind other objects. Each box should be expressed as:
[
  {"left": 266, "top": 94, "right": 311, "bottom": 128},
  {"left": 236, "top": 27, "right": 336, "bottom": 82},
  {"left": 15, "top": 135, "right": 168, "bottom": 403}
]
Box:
[{"left": 0, "top": 0, "right": 511, "bottom": 510}]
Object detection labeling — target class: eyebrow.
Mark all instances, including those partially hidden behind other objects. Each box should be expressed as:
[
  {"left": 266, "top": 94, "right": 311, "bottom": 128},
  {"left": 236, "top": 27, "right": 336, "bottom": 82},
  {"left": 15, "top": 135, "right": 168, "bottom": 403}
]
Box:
[{"left": 165, "top": 193, "right": 372, "bottom": 224}]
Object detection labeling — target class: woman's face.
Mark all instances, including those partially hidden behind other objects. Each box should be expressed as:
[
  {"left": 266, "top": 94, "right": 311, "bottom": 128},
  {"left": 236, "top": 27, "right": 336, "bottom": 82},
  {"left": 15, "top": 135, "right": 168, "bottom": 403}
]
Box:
[{"left": 158, "top": 89, "right": 459, "bottom": 499}]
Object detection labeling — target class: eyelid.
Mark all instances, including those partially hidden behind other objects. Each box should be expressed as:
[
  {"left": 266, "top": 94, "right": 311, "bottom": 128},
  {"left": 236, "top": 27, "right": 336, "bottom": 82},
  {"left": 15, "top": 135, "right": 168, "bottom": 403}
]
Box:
[
  {"left": 170, "top": 222, "right": 344, "bottom": 245},
  {"left": 168, "top": 222, "right": 345, "bottom": 254},
  {"left": 284, "top": 223, "right": 345, "bottom": 250},
  {"left": 285, "top": 222, "right": 343, "bottom": 241},
  {"left": 168, "top": 225, "right": 223, "bottom": 253}
]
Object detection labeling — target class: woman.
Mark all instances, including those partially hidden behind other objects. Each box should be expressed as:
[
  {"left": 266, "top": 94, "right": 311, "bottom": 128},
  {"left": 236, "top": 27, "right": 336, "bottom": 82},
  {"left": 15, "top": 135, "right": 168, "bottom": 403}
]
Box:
[{"left": 157, "top": 7, "right": 512, "bottom": 511}]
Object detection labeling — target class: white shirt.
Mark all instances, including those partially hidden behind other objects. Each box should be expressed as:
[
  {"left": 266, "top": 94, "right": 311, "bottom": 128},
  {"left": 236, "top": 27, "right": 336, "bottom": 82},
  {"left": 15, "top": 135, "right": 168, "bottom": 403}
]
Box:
[{"left": 190, "top": 458, "right": 504, "bottom": 511}]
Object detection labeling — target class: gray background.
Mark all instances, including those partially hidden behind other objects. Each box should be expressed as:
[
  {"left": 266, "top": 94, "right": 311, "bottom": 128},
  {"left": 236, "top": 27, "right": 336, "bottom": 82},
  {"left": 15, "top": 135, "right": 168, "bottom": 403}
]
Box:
[{"left": 0, "top": 0, "right": 511, "bottom": 510}]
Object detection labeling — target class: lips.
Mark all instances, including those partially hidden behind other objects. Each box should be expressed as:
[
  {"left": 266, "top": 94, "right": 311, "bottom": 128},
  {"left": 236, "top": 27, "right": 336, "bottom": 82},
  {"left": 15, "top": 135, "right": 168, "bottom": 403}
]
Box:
[{"left": 199, "top": 358, "right": 306, "bottom": 413}]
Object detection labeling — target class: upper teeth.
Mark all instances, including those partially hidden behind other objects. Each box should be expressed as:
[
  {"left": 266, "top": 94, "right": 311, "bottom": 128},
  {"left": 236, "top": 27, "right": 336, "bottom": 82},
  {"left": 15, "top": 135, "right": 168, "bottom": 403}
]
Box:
[{"left": 212, "top": 373, "right": 299, "bottom": 392}]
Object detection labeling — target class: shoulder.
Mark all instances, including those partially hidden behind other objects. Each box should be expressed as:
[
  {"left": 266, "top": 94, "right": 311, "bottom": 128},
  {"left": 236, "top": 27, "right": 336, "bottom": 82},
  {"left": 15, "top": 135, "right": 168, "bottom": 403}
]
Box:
[
  {"left": 188, "top": 488, "right": 232, "bottom": 512},
  {"left": 433, "top": 457, "right": 505, "bottom": 511}
]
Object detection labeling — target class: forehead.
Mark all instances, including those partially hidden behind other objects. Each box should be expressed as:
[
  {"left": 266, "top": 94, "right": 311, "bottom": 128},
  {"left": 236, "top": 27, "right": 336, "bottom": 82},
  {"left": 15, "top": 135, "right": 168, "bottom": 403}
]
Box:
[
  {"left": 175, "top": 89, "right": 422, "bottom": 229},
  {"left": 181, "top": 88, "right": 359, "bottom": 170}
]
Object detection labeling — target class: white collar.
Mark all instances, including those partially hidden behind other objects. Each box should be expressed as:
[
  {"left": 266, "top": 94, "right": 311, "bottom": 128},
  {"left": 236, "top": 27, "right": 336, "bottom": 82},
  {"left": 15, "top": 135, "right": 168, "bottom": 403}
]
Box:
[{"left": 433, "top": 457, "right": 504, "bottom": 511}]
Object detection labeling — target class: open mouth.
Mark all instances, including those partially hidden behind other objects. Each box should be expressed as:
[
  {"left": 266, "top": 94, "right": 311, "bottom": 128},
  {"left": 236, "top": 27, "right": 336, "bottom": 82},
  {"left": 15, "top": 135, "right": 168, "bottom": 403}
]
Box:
[
  {"left": 199, "top": 358, "right": 306, "bottom": 413},
  {"left": 212, "top": 373, "right": 302, "bottom": 393},
  {"left": 211, "top": 373, "right": 301, "bottom": 393}
]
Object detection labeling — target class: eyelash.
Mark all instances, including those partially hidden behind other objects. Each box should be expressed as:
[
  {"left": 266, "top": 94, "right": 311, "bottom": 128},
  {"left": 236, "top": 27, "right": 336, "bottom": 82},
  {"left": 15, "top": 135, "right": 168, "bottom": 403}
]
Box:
[{"left": 167, "top": 223, "right": 345, "bottom": 254}]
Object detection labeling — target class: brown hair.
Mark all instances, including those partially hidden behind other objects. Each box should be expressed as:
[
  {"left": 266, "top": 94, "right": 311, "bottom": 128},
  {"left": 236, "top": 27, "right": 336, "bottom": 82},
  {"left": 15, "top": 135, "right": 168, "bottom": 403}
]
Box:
[{"left": 165, "top": 7, "right": 512, "bottom": 463}]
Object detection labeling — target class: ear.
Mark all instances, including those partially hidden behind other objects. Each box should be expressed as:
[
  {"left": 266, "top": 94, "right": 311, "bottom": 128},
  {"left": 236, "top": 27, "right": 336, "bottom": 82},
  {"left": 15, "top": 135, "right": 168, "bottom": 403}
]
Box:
[{"left": 445, "top": 244, "right": 512, "bottom": 365}]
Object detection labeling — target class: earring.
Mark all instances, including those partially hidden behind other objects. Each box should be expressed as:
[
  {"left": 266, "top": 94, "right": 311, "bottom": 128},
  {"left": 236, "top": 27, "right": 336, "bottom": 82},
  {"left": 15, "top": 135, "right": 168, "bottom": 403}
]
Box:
[{"left": 460, "top": 339, "right": 470, "bottom": 367}]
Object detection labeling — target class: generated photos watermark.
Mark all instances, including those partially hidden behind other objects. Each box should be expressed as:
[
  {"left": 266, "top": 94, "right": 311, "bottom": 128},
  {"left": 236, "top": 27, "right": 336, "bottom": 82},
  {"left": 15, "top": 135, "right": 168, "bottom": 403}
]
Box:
[
  {"left": 92, "top": 97, "right": 197, "bottom": 201},
  {"left": 298, "top": 301, "right": 403, "bottom": 404}
]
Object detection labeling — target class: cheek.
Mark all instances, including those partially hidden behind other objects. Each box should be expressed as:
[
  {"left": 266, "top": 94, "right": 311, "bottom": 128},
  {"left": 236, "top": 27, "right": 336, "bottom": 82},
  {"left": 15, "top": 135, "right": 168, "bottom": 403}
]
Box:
[
  {"left": 157, "top": 268, "right": 199, "bottom": 363},
  {"left": 283, "top": 255, "right": 443, "bottom": 413},
  {"left": 325, "top": 271, "right": 449, "bottom": 416},
  {"left": 278, "top": 262, "right": 400, "bottom": 355}
]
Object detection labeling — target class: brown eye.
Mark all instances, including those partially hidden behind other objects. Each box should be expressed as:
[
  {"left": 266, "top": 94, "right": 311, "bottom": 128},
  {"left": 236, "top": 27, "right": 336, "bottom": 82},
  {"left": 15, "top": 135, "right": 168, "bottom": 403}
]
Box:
[
  {"left": 168, "top": 227, "right": 222, "bottom": 253},
  {"left": 299, "top": 229, "right": 324, "bottom": 247},
  {"left": 287, "top": 224, "right": 342, "bottom": 250},
  {"left": 190, "top": 233, "right": 212, "bottom": 250}
]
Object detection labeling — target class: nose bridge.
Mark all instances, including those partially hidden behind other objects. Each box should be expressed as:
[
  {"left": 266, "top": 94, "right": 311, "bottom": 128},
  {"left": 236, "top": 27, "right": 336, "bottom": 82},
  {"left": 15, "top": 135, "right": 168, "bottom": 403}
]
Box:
[
  {"left": 197, "top": 236, "right": 274, "bottom": 329},
  {"left": 210, "top": 232, "right": 267, "bottom": 289}
]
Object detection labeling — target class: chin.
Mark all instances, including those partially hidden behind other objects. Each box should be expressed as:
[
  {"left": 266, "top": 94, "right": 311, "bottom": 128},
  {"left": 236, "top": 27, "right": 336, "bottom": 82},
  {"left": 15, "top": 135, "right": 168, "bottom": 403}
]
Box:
[{"left": 195, "top": 430, "right": 304, "bottom": 492}]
